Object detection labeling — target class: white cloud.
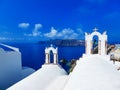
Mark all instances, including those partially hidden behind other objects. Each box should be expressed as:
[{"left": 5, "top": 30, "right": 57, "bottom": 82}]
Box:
[
  {"left": 24, "top": 33, "right": 33, "bottom": 36},
  {"left": 24, "top": 23, "right": 42, "bottom": 37},
  {"left": 61, "top": 28, "right": 74, "bottom": 34},
  {"left": 59, "top": 28, "right": 78, "bottom": 39},
  {"left": 0, "top": 37, "right": 14, "bottom": 41},
  {"left": 18, "top": 23, "right": 30, "bottom": 29},
  {"left": 44, "top": 27, "right": 80, "bottom": 39},
  {"left": 0, "top": 37, "right": 7, "bottom": 40},
  {"left": 32, "top": 24, "right": 42, "bottom": 37},
  {"left": 34, "top": 24, "right": 42, "bottom": 30},
  {"left": 23, "top": 24, "right": 84, "bottom": 39},
  {"left": 44, "top": 27, "right": 57, "bottom": 38}
]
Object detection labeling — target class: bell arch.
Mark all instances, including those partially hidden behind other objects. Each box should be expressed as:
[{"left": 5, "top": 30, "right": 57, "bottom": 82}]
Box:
[
  {"left": 45, "top": 45, "right": 58, "bottom": 64},
  {"left": 92, "top": 35, "right": 99, "bottom": 54},
  {"left": 85, "top": 28, "right": 107, "bottom": 55}
]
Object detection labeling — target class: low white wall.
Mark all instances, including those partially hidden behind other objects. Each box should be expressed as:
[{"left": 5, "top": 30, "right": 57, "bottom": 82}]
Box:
[{"left": 0, "top": 49, "right": 22, "bottom": 90}]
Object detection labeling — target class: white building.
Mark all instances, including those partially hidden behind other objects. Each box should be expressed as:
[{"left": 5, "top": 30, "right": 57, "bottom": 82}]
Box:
[
  {"left": 7, "top": 28, "right": 120, "bottom": 90},
  {"left": 0, "top": 43, "right": 35, "bottom": 90},
  {"left": 7, "top": 45, "right": 67, "bottom": 90},
  {"left": 85, "top": 28, "right": 107, "bottom": 55},
  {"left": 45, "top": 44, "right": 58, "bottom": 64}
]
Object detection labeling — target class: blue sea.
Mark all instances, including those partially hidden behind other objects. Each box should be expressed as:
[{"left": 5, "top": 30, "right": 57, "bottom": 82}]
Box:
[{"left": 4, "top": 43, "right": 85, "bottom": 70}]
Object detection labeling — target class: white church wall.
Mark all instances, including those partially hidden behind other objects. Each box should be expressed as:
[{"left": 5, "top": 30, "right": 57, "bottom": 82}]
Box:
[
  {"left": 7, "top": 65, "right": 67, "bottom": 90},
  {"left": 85, "top": 28, "right": 107, "bottom": 55},
  {"left": 0, "top": 49, "right": 22, "bottom": 90},
  {"left": 45, "top": 45, "right": 58, "bottom": 64},
  {"left": 0, "top": 44, "right": 35, "bottom": 90}
]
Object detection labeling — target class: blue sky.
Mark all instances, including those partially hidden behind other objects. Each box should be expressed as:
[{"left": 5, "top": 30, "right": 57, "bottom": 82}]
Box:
[{"left": 0, "top": 0, "right": 120, "bottom": 42}]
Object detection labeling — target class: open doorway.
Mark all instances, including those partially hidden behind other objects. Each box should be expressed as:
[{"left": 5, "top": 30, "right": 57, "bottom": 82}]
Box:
[
  {"left": 92, "top": 35, "right": 99, "bottom": 54},
  {"left": 50, "top": 50, "right": 54, "bottom": 63}
]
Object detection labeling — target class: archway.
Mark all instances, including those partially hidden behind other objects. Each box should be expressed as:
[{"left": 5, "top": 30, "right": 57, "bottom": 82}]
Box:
[
  {"left": 92, "top": 35, "right": 99, "bottom": 54},
  {"left": 45, "top": 45, "right": 58, "bottom": 64},
  {"left": 49, "top": 50, "right": 54, "bottom": 63},
  {"left": 85, "top": 28, "right": 107, "bottom": 55}
]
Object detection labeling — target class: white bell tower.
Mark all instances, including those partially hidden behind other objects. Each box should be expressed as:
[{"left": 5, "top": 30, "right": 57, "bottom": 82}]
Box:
[
  {"left": 45, "top": 44, "right": 58, "bottom": 64},
  {"left": 85, "top": 28, "right": 107, "bottom": 55}
]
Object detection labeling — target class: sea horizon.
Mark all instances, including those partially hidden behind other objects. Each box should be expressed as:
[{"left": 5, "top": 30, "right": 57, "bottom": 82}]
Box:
[{"left": 0, "top": 40, "right": 119, "bottom": 71}]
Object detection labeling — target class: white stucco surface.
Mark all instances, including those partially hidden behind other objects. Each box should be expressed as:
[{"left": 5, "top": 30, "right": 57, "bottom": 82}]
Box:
[
  {"left": 0, "top": 44, "right": 35, "bottom": 90},
  {"left": 85, "top": 30, "right": 107, "bottom": 55},
  {"left": 64, "top": 55, "right": 120, "bottom": 90},
  {"left": 7, "top": 55, "right": 120, "bottom": 90},
  {"left": 0, "top": 48, "right": 22, "bottom": 90},
  {"left": 5, "top": 30, "right": 120, "bottom": 90},
  {"left": 7, "top": 64, "right": 67, "bottom": 90}
]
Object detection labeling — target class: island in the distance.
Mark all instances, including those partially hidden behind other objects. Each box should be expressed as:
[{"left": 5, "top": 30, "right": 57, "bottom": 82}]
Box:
[{"left": 39, "top": 39, "right": 85, "bottom": 46}]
